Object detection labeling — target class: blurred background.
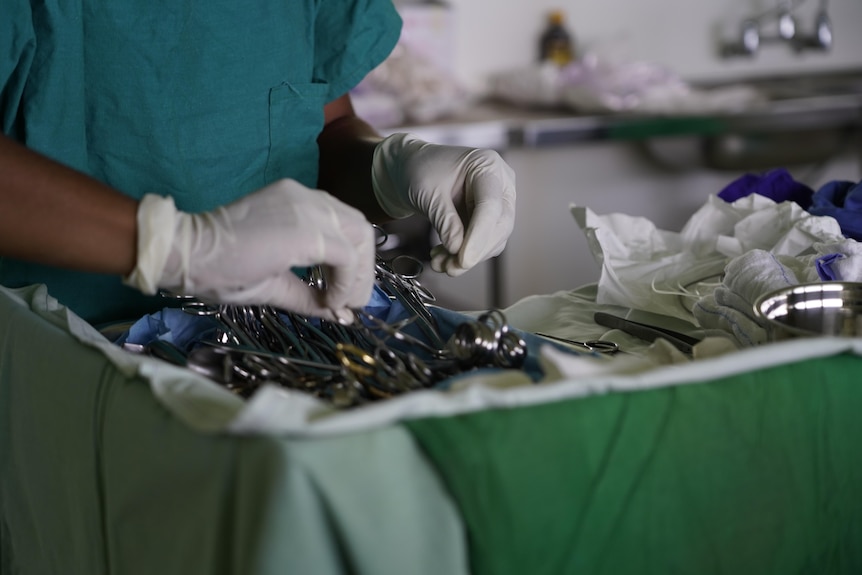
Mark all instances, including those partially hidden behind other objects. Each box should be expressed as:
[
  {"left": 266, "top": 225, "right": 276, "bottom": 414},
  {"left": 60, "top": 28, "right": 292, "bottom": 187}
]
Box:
[
  {"left": 403, "top": 0, "right": 860, "bottom": 91},
  {"left": 358, "top": 0, "right": 862, "bottom": 311}
]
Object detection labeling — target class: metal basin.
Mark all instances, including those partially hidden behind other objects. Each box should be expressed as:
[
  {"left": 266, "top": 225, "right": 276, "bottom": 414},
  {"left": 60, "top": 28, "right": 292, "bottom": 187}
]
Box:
[{"left": 754, "top": 282, "right": 862, "bottom": 341}]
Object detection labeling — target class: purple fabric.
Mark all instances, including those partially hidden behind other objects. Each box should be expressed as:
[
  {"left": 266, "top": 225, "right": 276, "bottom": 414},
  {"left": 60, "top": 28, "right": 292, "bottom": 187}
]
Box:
[
  {"left": 815, "top": 253, "right": 846, "bottom": 281},
  {"left": 808, "top": 180, "right": 862, "bottom": 241},
  {"left": 717, "top": 168, "right": 814, "bottom": 209}
]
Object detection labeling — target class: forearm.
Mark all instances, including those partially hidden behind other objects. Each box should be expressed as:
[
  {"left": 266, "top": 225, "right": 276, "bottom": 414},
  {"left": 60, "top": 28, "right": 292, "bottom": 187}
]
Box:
[
  {"left": 316, "top": 110, "right": 391, "bottom": 223},
  {"left": 0, "top": 134, "right": 138, "bottom": 275}
]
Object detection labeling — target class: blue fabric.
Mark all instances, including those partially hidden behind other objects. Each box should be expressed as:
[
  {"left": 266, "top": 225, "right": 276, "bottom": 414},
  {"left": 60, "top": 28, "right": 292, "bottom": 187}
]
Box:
[
  {"left": 117, "top": 308, "right": 221, "bottom": 352},
  {"left": 815, "top": 253, "right": 846, "bottom": 281},
  {"left": 809, "top": 180, "right": 862, "bottom": 241},
  {"left": 717, "top": 168, "right": 814, "bottom": 208},
  {"left": 0, "top": 0, "right": 401, "bottom": 326},
  {"left": 716, "top": 170, "right": 862, "bottom": 241}
]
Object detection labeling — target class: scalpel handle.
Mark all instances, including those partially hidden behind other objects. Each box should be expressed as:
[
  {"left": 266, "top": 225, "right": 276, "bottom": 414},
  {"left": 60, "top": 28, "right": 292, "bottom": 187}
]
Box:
[{"left": 593, "top": 312, "right": 696, "bottom": 355}]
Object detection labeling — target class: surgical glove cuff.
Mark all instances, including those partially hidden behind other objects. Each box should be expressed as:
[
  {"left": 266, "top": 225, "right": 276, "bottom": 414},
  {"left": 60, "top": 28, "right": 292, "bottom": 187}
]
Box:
[
  {"left": 371, "top": 132, "right": 422, "bottom": 219},
  {"left": 123, "top": 194, "right": 181, "bottom": 295}
]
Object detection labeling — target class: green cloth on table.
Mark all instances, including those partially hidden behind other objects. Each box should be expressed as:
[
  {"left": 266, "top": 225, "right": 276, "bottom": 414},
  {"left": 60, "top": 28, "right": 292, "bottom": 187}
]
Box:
[
  {"left": 6, "top": 281, "right": 862, "bottom": 574},
  {"left": 0, "top": 285, "right": 467, "bottom": 575},
  {"left": 407, "top": 355, "right": 862, "bottom": 575}
]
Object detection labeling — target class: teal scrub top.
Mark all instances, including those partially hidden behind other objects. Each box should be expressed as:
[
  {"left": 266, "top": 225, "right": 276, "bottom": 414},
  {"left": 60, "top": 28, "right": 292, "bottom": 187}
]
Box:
[{"left": 1, "top": 0, "right": 401, "bottom": 326}]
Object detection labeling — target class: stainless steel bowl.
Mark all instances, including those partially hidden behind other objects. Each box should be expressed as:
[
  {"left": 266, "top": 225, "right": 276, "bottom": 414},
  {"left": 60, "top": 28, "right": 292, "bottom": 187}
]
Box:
[{"left": 754, "top": 281, "right": 862, "bottom": 340}]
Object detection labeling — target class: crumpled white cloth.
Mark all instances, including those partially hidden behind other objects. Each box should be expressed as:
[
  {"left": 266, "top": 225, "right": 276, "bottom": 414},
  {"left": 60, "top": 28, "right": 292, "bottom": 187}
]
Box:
[
  {"left": 692, "top": 250, "right": 813, "bottom": 347},
  {"left": 572, "top": 193, "right": 847, "bottom": 323},
  {"left": 693, "top": 239, "right": 862, "bottom": 346}
]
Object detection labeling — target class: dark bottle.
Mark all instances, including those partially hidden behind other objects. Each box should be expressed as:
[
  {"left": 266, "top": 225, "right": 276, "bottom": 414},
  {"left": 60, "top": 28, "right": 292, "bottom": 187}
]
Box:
[{"left": 539, "top": 10, "right": 575, "bottom": 66}]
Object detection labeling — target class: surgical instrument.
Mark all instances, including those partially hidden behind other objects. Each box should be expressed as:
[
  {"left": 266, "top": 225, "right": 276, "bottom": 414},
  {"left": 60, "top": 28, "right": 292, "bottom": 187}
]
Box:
[
  {"left": 534, "top": 333, "right": 620, "bottom": 355},
  {"left": 149, "top": 262, "right": 529, "bottom": 407},
  {"left": 593, "top": 312, "right": 701, "bottom": 355}
]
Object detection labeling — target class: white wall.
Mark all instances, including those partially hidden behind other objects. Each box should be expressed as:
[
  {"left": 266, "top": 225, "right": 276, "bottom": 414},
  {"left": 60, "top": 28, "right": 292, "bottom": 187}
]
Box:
[{"left": 442, "top": 0, "right": 862, "bottom": 92}]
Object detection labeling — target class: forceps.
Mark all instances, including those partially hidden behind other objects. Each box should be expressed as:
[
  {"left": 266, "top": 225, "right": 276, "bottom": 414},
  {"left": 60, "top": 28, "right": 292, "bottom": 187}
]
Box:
[
  {"left": 372, "top": 226, "right": 445, "bottom": 349},
  {"left": 534, "top": 332, "right": 620, "bottom": 354}
]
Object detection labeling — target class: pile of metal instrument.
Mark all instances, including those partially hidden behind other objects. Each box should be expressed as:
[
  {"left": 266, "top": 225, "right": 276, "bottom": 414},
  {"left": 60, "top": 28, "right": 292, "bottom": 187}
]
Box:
[{"left": 150, "top": 231, "right": 527, "bottom": 408}]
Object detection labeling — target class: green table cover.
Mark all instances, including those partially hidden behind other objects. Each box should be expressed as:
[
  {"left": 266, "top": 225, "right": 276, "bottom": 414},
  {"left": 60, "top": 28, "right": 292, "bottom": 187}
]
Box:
[{"left": 407, "top": 353, "right": 862, "bottom": 575}]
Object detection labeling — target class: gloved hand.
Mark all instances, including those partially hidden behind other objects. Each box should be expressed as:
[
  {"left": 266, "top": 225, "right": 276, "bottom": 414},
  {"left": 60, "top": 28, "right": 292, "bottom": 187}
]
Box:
[
  {"left": 124, "top": 179, "right": 376, "bottom": 322},
  {"left": 372, "top": 133, "right": 516, "bottom": 276}
]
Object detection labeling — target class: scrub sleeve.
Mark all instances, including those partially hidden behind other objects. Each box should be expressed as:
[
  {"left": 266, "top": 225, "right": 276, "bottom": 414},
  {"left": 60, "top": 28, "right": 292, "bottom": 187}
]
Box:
[{"left": 0, "top": 0, "right": 402, "bottom": 326}]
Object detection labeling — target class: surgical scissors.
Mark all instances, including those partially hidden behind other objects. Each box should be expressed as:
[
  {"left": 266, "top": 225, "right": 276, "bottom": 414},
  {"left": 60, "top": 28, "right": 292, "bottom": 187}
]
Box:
[{"left": 534, "top": 332, "right": 620, "bottom": 355}]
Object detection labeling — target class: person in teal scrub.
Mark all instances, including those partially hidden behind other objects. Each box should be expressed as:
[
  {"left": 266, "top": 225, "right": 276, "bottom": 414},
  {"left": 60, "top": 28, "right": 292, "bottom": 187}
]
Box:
[{"left": 0, "top": 1, "right": 516, "bottom": 327}]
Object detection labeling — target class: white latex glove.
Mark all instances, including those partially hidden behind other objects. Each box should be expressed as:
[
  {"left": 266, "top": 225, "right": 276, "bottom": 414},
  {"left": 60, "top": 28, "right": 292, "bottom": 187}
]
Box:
[
  {"left": 372, "top": 133, "right": 516, "bottom": 276},
  {"left": 124, "top": 179, "right": 375, "bottom": 322}
]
